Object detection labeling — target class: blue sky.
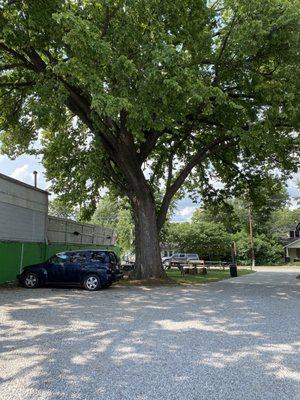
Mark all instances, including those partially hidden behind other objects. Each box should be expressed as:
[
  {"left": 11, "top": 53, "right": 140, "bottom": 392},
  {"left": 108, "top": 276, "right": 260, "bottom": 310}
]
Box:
[{"left": 0, "top": 153, "right": 299, "bottom": 222}]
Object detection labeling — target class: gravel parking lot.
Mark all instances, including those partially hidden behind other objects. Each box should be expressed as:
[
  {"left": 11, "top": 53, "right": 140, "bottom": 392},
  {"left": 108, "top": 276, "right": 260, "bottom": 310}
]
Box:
[{"left": 1, "top": 268, "right": 299, "bottom": 400}]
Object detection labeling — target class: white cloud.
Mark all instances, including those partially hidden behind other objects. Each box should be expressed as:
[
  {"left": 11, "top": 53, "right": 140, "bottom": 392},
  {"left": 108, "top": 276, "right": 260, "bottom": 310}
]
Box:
[
  {"left": 209, "top": 177, "right": 225, "bottom": 190},
  {"left": 10, "top": 164, "right": 34, "bottom": 185},
  {"left": 287, "top": 169, "right": 300, "bottom": 189},
  {"left": 177, "top": 206, "right": 197, "bottom": 220},
  {"left": 9, "top": 161, "right": 49, "bottom": 191}
]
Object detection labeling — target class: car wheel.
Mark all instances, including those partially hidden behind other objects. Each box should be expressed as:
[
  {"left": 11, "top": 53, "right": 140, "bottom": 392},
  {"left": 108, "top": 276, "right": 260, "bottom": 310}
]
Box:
[
  {"left": 23, "top": 272, "right": 39, "bottom": 289},
  {"left": 83, "top": 274, "right": 101, "bottom": 291}
]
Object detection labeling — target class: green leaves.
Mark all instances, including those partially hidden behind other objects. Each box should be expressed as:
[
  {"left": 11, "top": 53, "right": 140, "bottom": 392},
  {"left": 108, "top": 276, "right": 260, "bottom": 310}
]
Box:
[
  {"left": 165, "top": 220, "right": 232, "bottom": 260},
  {"left": 0, "top": 0, "right": 299, "bottom": 226},
  {"left": 91, "top": 194, "right": 134, "bottom": 255}
]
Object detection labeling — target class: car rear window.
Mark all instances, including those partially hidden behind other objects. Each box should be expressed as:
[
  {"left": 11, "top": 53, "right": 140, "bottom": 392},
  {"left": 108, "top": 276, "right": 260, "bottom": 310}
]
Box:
[
  {"left": 91, "top": 252, "right": 109, "bottom": 262},
  {"left": 69, "top": 253, "right": 87, "bottom": 263},
  {"left": 108, "top": 252, "right": 118, "bottom": 263}
]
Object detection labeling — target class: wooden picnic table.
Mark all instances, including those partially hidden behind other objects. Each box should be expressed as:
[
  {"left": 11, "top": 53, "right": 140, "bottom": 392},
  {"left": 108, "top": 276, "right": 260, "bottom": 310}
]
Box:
[{"left": 181, "top": 260, "right": 207, "bottom": 275}]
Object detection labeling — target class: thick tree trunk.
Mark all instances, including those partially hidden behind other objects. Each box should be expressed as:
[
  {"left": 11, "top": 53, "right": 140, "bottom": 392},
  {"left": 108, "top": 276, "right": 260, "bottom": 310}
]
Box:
[{"left": 131, "top": 192, "right": 164, "bottom": 279}]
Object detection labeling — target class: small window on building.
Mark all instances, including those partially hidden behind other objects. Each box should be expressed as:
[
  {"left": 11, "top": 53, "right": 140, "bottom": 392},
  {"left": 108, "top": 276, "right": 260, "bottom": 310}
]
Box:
[
  {"left": 290, "top": 231, "right": 295, "bottom": 238},
  {"left": 296, "top": 248, "right": 300, "bottom": 258}
]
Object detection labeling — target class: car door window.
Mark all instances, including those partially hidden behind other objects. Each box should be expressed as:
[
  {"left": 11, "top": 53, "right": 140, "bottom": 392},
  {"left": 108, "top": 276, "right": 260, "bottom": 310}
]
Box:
[
  {"left": 63, "top": 254, "right": 85, "bottom": 282},
  {"left": 49, "top": 254, "right": 69, "bottom": 264},
  {"left": 69, "top": 253, "right": 86, "bottom": 264},
  {"left": 47, "top": 254, "right": 69, "bottom": 282},
  {"left": 91, "top": 252, "right": 108, "bottom": 262}
]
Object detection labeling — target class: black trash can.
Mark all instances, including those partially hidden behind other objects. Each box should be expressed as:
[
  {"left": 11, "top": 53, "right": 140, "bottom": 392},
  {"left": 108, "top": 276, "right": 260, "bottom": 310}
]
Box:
[{"left": 229, "top": 263, "right": 237, "bottom": 277}]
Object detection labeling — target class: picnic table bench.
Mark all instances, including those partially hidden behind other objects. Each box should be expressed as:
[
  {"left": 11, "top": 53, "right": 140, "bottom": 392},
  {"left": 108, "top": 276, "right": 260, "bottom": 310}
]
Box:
[{"left": 180, "top": 260, "right": 230, "bottom": 275}]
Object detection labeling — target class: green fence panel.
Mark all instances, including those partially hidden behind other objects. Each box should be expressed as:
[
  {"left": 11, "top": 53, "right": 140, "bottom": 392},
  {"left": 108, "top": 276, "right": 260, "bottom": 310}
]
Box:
[{"left": 0, "top": 242, "right": 23, "bottom": 283}]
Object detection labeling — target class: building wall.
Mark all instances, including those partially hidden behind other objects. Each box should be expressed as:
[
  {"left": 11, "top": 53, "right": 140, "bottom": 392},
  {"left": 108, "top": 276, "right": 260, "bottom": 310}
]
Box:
[
  {"left": 0, "top": 241, "right": 119, "bottom": 283},
  {"left": 47, "top": 216, "right": 116, "bottom": 246},
  {"left": 0, "top": 174, "right": 48, "bottom": 242},
  {"left": 0, "top": 174, "right": 118, "bottom": 283}
]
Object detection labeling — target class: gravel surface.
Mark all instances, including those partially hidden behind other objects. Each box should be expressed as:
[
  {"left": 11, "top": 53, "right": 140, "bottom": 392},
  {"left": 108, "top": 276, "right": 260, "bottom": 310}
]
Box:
[{"left": 0, "top": 268, "right": 299, "bottom": 400}]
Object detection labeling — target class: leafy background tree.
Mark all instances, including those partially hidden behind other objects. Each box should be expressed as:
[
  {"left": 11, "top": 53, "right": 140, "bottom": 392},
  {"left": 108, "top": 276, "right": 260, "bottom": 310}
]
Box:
[
  {"left": 164, "top": 179, "right": 299, "bottom": 265},
  {"left": 48, "top": 198, "right": 78, "bottom": 220},
  {"left": 233, "top": 230, "right": 284, "bottom": 265},
  {"left": 91, "top": 194, "right": 134, "bottom": 255},
  {"left": 0, "top": 0, "right": 299, "bottom": 278},
  {"left": 266, "top": 208, "right": 300, "bottom": 238},
  {"left": 165, "top": 221, "right": 232, "bottom": 260}
]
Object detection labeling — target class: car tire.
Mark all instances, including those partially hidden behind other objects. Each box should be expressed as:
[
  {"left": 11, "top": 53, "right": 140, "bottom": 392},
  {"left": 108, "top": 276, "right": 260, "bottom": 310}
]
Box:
[
  {"left": 83, "top": 274, "right": 101, "bottom": 291},
  {"left": 23, "top": 272, "right": 39, "bottom": 289}
]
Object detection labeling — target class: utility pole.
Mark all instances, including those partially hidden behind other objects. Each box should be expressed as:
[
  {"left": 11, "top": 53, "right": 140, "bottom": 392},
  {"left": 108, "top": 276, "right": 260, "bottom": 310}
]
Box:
[
  {"left": 231, "top": 240, "right": 237, "bottom": 264},
  {"left": 248, "top": 205, "right": 255, "bottom": 270}
]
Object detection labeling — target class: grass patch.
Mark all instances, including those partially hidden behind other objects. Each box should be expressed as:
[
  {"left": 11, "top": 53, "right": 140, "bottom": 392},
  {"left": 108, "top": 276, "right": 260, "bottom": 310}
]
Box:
[
  {"left": 282, "top": 262, "right": 300, "bottom": 267},
  {"left": 166, "top": 268, "right": 254, "bottom": 284},
  {"left": 116, "top": 268, "right": 254, "bottom": 287}
]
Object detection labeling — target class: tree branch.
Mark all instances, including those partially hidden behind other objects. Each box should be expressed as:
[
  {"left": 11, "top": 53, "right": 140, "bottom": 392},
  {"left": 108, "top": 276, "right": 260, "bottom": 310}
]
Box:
[
  {"left": 0, "top": 80, "right": 35, "bottom": 88},
  {"left": 214, "top": 13, "right": 238, "bottom": 85},
  {"left": 102, "top": 5, "right": 119, "bottom": 37},
  {"left": 106, "top": 159, "right": 130, "bottom": 195},
  {"left": 156, "top": 136, "right": 237, "bottom": 231},
  {"left": 166, "top": 153, "right": 173, "bottom": 190},
  {"left": 139, "top": 130, "right": 163, "bottom": 163},
  {"left": 0, "top": 42, "right": 33, "bottom": 67}
]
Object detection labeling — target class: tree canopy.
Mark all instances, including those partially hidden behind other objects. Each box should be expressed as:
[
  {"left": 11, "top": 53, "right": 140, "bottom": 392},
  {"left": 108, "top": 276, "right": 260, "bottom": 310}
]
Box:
[
  {"left": 0, "top": 0, "right": 299, "bottom": 278},
  {"left": 192, "top": 178, "right": 289, "bottom": 233}
]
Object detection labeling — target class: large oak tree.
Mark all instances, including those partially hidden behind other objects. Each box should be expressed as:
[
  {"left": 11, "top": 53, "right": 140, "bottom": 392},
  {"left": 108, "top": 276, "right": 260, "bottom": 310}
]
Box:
[{"left": 0, "top": 0, "right": 299, "bottom": 278}]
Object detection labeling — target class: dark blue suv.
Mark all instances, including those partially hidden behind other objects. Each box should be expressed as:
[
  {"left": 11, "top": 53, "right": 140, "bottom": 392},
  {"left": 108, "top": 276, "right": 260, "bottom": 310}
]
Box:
[{"left": 17, "top": 250, "right": 123, "bottom": 291}]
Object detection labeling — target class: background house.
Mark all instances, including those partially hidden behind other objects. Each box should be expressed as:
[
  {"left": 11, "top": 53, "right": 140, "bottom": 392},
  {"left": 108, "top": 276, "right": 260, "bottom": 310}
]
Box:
[{"left": 284, "top": 222, "right": 300, "bottom": 262}]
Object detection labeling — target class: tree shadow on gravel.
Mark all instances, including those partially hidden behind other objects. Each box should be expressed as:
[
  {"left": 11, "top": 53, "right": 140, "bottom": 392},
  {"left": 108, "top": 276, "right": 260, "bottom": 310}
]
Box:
[{"left": 0, "top": 274, "right": 299, "bottom": 400}]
